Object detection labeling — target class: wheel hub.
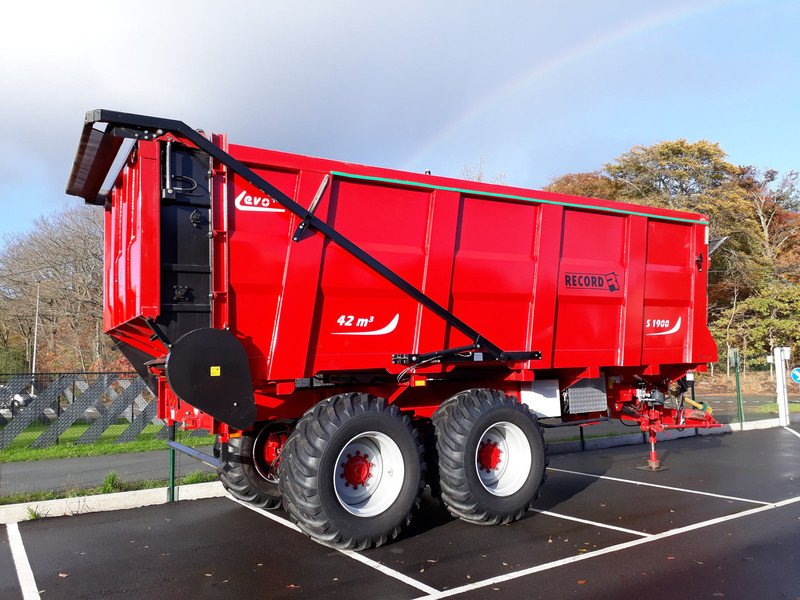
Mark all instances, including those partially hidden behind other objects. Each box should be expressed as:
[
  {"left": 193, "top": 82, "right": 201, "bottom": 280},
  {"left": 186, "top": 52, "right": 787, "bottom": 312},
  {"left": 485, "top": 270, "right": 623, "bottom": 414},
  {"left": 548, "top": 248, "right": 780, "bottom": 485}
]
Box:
[
  {"left": 263, "top": 432, "right": 287, "bottom": 465},
  {"left": 254, "top": 428, "right": 288, "bottom": 483},
  {"left": 474, "top": 421, "right": 533, "bottom": 497},
  {"left": 333, "top": 431, "right": 405, "bottom": 517},
  {"left": 341, "top": 451, "right": 374, "bottom": 489},
  {"left": 478, "top": 439, "right": 503, "bottom": 471}
]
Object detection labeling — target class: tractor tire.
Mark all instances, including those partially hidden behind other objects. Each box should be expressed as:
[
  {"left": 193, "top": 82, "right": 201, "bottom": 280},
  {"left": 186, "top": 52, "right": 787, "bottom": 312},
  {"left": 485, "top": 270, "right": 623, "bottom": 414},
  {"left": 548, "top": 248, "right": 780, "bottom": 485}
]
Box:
[
  {"left": 415, "top": 418, "right": 441, "bottom": 499},
  {"left": 433, "top": 388, "right": 547, "bottom": 525},
  {"left": 217, "top": 425, "right": 286, "bottom": 510},
  {"left": 279, "top": 392, "right": 425, "bottom": 550}
]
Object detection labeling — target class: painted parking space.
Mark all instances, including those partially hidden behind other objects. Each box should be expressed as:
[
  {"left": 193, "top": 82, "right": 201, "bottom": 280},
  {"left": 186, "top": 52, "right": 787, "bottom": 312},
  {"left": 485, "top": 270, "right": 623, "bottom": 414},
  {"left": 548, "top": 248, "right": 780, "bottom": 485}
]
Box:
[
  {"left": 3, "top": 426, "right": 800, "bottom": 599},
  {"left": 365, "top": 496, "right": 638, "bottom": 590},
  {"left": 0, "top": 526, "right": 23, "bottom": 600},
  {"left": 548, "top": 427, "right": 800, "bottom": 503},
  {"left": 15, "top": 500, "right": 424, "bottom": 600},
  {"left": 447, "top": 500, "right": 800, "bottom": 599}
]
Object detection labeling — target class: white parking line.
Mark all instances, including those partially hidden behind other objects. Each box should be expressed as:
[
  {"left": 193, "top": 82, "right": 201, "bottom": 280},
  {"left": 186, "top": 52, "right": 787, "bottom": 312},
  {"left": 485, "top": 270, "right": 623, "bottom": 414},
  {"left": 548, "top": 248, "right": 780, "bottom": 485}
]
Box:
[
  {"left": 6, "top": 523, "right": 40, "bottom": 600},
  {"left": 547, "top": 467, "right": 770, "bottom": 505},
  {"left": 227, "top": 496, "right": 439, "bottom": 595},
  {"left": 413, "top": 495, "right": 800, "bottom": 599},
  {"left": 530, "top": 509, "right": 652, "bottom": 538},
  {"left": 783, "top": 426, "right": 800, "bottom": 440}
]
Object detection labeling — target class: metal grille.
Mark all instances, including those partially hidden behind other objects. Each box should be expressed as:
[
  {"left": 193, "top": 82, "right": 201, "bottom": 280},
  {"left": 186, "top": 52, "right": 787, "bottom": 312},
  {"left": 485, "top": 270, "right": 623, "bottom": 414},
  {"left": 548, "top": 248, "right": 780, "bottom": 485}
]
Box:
[{"left": 564, "top": 376, "right": 609, "bottom": 414}]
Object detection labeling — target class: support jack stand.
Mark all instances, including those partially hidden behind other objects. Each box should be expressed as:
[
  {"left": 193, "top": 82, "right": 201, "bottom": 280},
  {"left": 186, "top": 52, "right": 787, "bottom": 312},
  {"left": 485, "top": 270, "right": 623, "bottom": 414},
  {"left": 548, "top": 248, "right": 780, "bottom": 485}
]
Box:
[{"left": 636, "top": 431, "right": 669, "bottom": 471}]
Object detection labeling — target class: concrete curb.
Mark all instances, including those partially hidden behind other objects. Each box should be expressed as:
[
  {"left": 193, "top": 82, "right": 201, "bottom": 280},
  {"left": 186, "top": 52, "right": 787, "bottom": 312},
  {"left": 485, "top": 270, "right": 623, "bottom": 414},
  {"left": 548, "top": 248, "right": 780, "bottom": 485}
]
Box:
[
  {"left": 0, "top": 481, "right": 226, "bottom": 524},
  {"left": 547, "top": 417, "right": 787, "bottom": 455}
]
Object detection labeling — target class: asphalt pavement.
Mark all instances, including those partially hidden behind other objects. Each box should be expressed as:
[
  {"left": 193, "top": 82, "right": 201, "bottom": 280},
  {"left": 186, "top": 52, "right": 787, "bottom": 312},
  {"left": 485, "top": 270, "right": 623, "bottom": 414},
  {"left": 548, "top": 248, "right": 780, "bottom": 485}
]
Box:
[
  {"left": 0, "top": 448, "right": 215, "bottom": 496},
  {"left": 2, "top": 424, "right": 799, "bottom": 599}
]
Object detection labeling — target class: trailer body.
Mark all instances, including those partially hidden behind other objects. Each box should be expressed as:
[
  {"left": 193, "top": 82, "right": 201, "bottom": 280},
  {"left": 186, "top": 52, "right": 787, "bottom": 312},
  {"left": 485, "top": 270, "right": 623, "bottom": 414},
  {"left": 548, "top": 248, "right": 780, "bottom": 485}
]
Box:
[{"left": 67, "top": 110, "right": 718, "bottom": 549}]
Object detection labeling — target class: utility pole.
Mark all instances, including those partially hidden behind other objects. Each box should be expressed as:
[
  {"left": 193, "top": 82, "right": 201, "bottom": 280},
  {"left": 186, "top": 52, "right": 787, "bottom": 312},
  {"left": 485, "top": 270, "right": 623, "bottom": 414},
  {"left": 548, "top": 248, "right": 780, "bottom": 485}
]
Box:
[{"left": 30, "top": 282, "right": 40, "bottom": 394}]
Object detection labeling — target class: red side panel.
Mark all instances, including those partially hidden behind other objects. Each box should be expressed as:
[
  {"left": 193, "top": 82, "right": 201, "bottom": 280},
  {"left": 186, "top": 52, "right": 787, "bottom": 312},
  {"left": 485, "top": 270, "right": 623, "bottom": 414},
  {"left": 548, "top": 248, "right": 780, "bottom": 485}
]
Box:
[
  {"left": 104, "top": 142, "right": 160, "bottom": 332},
  {"left": 641, "top": 220, "right": 695, "bottom": 365},
  {"left": 307, "top": 179, "right": 434, "bottom": 371},
  {"left": 448, "top": 197, "right": 539, "bottom": 351},
  {"left": 554, "top": 210, "right": 628, "bottom": 367}
]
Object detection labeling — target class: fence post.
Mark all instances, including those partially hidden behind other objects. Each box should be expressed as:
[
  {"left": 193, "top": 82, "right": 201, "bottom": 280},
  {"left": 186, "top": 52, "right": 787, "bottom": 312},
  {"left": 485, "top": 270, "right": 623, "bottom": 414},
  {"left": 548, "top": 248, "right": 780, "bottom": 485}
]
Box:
[
  {"left": 774, "top": 347, "right": 791, "bottom": 427},
  {"left": 732, "top": 349, "right": 744, "bottom": 431},
  {"left": 168, "top": 423, "right": 176, "bottom": 502}
]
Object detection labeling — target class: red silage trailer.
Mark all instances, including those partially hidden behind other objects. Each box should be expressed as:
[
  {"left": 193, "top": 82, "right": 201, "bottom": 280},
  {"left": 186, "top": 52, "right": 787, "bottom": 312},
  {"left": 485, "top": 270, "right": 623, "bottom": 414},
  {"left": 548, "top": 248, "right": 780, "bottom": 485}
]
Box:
[{"left": 67, "top": 110, "right": 718, "bottom": 550}]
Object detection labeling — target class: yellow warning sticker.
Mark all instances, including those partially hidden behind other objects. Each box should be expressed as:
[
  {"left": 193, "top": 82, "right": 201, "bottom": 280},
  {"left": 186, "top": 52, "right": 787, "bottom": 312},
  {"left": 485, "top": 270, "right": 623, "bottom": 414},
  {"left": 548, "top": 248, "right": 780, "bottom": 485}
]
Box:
[{"left": 210, "top": 366, "right": 221, "bottom": 377}]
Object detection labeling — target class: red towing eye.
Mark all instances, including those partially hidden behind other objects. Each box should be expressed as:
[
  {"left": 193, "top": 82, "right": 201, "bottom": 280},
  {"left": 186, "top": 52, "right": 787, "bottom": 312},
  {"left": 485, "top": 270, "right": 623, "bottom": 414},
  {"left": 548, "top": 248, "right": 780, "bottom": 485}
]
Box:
[
  {"left": 341, "top": 450, "right": 374, "bottom": 490},
  {"left": 478, "top": 439, "right": 503, "bottom": 472}
]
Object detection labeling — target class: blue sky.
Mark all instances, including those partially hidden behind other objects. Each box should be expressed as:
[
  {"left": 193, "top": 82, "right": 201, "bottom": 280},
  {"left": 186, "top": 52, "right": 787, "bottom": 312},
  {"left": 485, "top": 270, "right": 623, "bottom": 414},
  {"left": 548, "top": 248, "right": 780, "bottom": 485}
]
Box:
[{"left": 0, "top": 0, "right": 797, "bottom": 238}]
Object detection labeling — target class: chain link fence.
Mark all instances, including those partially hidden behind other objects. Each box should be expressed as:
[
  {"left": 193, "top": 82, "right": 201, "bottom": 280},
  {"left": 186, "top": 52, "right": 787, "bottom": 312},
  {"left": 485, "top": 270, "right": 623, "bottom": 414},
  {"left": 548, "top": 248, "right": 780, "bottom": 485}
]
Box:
[
  {"left": 0, "top": 372, "right": 163, "bottom": 449},
  {"left": 0, "top": 372, "right": 216, "bottom": 500}
]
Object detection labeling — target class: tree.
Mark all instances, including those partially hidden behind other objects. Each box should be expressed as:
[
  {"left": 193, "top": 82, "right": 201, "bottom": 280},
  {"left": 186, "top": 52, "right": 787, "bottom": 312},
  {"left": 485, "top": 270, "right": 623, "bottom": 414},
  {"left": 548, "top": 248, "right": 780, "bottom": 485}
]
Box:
[
  {"left": 460, "top": 158, "right": 506, "bottom": 185},
  {"left": 0, "top": 204, "right": 112, "bottom": 372},
  {"left": 544, "top": 171, "right": 620, "bottom": 200},
  {"left": 714, "top": 284, "right": 800, "bottom": 369},
  {"left": 735, "top": 167, "right": 800, "bottom": 284},
  {"left": 605, "top": 139, "right": 737, "bottom": 210}
]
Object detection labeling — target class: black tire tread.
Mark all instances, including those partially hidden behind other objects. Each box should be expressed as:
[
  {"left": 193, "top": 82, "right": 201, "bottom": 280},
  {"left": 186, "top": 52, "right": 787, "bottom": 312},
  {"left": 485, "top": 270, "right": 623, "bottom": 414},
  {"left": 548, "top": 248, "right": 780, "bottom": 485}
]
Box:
[
  {"left": 279, "top": 392, "right": 425, "bottom": 550},
  {"left": 432, "top": 388, "right": 548, "bottom": 525},
  {"left": 217, "top": 433, "right": 282, "bottom": 510}
]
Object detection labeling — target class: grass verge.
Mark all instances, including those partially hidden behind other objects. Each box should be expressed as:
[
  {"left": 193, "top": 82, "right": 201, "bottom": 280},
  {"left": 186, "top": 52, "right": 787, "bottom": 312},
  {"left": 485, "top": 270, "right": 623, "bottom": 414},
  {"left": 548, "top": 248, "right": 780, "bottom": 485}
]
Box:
[
  {"left": 0, "top": 422, "right": 214, "bottom": 463},
  {"left": 748, "top": 402, "right": 800, "bottom": 415},
  {"left": 1, "top": 469, "right": 218, "bottom": 506}
]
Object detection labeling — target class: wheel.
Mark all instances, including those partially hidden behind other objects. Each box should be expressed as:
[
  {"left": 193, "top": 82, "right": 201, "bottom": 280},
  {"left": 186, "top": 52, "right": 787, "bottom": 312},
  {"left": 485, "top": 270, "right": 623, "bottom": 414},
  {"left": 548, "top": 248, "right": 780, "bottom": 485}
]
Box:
[
  {"left": 217, "top": 423, "right": 289, "bottom": 510},
  {"left": 279, "top": 392, "right": 425, "bottom": 550},
  {"left": 433, "top": 388, "right": 547, "bottom": 525}
]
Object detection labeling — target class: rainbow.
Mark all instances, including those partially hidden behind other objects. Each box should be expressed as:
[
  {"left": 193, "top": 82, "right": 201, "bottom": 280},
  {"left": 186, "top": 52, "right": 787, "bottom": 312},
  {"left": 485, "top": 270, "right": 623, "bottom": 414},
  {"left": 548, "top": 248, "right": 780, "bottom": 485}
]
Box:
[{"left": 402, "top": 0, "right": 738, "bottom": 172}]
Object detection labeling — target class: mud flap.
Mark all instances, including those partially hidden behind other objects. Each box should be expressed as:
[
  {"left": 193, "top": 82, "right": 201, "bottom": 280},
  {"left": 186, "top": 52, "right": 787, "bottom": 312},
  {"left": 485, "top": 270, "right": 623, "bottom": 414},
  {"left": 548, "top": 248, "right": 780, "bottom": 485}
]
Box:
[{"left": 165, "top": 328, "right": 256, "bottom": 430}]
